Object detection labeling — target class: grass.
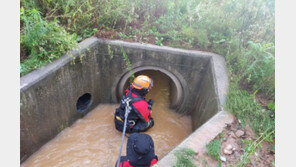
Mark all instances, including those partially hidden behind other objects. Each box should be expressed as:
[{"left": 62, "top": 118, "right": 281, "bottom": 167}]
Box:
[
  {"left": 206, "top": 139, "right": 221, "bottom": 161},
  {"left": 174, "top": 148, "right": 197, "bottom": 167},
  {"left": 121, "top": 47, "right": 135, "bottom": 84},
  {"left": 20, "top": 0, "right": 275, "bottom": 98},
  {"left": 20, "top": 7, "right": 77, "bottom": 76},
  {"left": 236, "top": 128, "right": 274, "bottom": 167},
  {"left": 226, "top": 77, "right": 275, "bottom": 142}
]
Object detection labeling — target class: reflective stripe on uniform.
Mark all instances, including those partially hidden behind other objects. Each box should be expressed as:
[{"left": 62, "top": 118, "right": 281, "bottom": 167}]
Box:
[{"left": 116, "top": 116, "right": 123, "bottom": 122}]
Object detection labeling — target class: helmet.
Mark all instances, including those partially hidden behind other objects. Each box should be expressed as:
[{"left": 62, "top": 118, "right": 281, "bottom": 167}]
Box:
[{"left": 132, "top": 75, "right": 153, "bottom": 90}]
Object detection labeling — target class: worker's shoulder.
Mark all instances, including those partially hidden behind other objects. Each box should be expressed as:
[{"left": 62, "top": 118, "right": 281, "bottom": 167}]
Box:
[{"left": 132, "top": 100, "right": 148, "bottom": 110}]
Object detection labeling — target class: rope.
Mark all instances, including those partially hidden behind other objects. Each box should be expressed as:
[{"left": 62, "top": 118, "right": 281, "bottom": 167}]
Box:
[{"left": 116, "top": 98, "right": 131, "bottom": 167}]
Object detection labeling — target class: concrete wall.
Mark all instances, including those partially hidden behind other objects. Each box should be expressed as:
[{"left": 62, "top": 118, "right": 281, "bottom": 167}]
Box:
[
  {"left": 20, "top": 38, "right": 102, "bottom": 161},
  {"left": 191, "top": 59, "right": 219, "bottom": 130},
  {"left": 20, "top": 37, "right": 228, "bottom": 162},
  {"left": 99, "top": 40, "right": 211, "bottom": 113}
]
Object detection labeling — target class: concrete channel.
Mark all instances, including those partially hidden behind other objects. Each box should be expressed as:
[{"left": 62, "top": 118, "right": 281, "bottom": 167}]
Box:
[{"left": 20, "top": 37, "right": 233, "bottom": 164}]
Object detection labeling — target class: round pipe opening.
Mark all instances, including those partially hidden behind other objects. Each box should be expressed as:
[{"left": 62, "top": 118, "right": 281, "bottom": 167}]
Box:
[
  {"left": 76, "top": 93, "right": 92, "bottom": 113},
  {"left": 117, "top": 66, "right": 183, "bottom": 111}
]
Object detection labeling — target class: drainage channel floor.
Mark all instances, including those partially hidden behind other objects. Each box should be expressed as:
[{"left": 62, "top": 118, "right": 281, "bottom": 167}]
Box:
[{"left": 21, "top": 71, "right": 192, "bottom": 167}]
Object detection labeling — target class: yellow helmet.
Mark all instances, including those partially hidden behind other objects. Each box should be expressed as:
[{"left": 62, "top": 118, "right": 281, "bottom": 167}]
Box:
[{"left": 132, "top": 75, "right": 153, "bottom": 90}]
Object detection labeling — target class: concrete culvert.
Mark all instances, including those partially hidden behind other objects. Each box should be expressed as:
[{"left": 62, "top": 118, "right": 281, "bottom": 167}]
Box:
[{"left": 20, "top": 37, "right": 232, "bottom": 166}]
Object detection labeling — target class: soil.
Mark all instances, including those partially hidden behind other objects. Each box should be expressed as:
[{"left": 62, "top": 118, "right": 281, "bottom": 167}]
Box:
[
  {"left": 20, "top": 45, "right": 28, "bottom": 61},
  {"left": 193, "top": 118, "right": 275, "bottom": 167},
  {"left": 96, "top": 29, "right": 120, "bottom": 40},
  {"left": 239, "top": 78, "right": 274, "bottom": 109}
]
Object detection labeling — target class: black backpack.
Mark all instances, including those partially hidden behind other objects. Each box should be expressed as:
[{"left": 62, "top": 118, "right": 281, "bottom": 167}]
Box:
[{"left": 114, "top": 87, "right": 144, "bottom": 133}]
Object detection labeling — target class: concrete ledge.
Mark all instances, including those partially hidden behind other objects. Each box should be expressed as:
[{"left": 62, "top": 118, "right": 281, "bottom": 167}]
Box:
[{"left": 156, "top": 110, "right": 234, "bottom": 166}]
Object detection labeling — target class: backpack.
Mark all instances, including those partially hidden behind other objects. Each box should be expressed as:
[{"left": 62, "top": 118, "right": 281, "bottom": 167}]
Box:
[{"left": 114, "top": 87, "right": 144, "bottom": 133}]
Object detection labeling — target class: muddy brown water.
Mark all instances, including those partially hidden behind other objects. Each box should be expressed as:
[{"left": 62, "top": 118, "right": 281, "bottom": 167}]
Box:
[{"left": 21, "top": 71, "right": 192, "bottom": 167}]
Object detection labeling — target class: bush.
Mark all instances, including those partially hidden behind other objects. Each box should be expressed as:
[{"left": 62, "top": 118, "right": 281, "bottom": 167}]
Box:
[
  {"left": 146, "top": 0, "right": 275, "bottom": 98},
  {"left": 21, "top": 0, "right": 139, "bottom": 38},
  {"left": 20, "top": 7, "right": 77, "bottom": 76},
  {"left": 242, "top": 41, "right": 275, "bottom": 96}
]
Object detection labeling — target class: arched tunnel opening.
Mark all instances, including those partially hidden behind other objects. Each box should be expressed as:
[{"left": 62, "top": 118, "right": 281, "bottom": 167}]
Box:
[
  {"left": 20, "top": 38, "right": 229, "bottom": 166},
  {"left": 124, "top": 70, "right": 177, "bottom": 109},
  {"left": 117, "top": 67, "right": 184, "bottom": 112}
]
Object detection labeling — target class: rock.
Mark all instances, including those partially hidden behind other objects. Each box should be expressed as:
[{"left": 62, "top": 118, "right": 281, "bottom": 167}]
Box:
[
  {"left": 220, "top": 156, "right": 227, "bottom": 162},
  {"left": 229, "top": 131, "right": 236, "bottom": 138},
  {"left": 223, "top": 144, "right": 233, "bottom": 155},
  {"left": 238, "top": 119, "right": 241, "bottom": 124},
  {"left": 224, "top": 149, "right": 233, "bottom": 155},
  {"left": 226, "top": 144, "right": 233, "bottom": 150},
  {"left": 235, "top": 130, "right": 244, "bottom": 138}
]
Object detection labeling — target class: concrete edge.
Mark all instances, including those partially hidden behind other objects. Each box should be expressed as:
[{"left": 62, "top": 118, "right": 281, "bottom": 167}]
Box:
[
  {"left": 20, "top": 37, "right": 226, "bottom": 93},
  {"left": 156, "top": 110, "right": 235, "bottom": 166},
  {"left": 96, "top": 39, "right": 218, "bottom": 59},
  {"left": 210, "top": 54, "right": 229, "bottom": 108},
  {"left": 20, "top": 37, "right": 99, "bottom": 91}
]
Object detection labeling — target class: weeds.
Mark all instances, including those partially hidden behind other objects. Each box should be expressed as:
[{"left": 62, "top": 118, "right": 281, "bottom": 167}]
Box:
[
  {"left": 20, "top": 7, "right": 77, "bottom": 76},
  {"left": 155, "top": 37, "right": 164, "bottom": 46},
  {"left": 206, "top": 139, "right": 221, "bottom": 161},
  {"left": 226, "top": 78, "right": 275, "bottom": 142},
  {"left": 121, "top": 47, "right": 135, "bottom": 84},
  {"left": 21, "top": 0, "right": 275, "bottom": 98},
  {"left": 174, "top": 148, "right": 197, "bottom": 167},
  {"left": 236, "top": 128, "right": 275, "bottom": 167}
]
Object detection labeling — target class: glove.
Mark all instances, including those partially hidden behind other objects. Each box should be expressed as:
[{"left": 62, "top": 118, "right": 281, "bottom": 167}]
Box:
[{"left": 148, "top": 99, "right": 154, "bottom": 109}]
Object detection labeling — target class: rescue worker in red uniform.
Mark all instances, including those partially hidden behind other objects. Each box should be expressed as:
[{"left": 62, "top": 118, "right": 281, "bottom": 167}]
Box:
[
  {"left": 115, "top": 133, "right": 158, "bottom": 167},
  {"left": 114, "top": 75, "right": 154, "bottom": 133}
]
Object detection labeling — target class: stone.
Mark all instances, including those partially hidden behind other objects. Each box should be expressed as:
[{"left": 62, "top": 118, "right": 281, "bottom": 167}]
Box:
[
  {"left": 224, "top": 149, "right": 233, "bottom": 155},
  {"left": 220, "top": 156, "right": 227, "bottom": 162},
  {"left": 235, "top": 130, "right": 244, "bottom": 138},
  {"left": 229, "top": 131, "right": 236, "bottom": 138},
  {"left": 223, "top": 144, "right": 233, "bottom": 155}
]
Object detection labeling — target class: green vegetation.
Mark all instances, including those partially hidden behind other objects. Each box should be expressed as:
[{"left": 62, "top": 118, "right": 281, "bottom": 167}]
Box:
[
  {"left": 20, "top": 7, "right": 77, "bottom": 76},
  {"left": 20, "top": 0, "right": 275, "bottom": 164},
  {"left": 174, "top": 148, "right": 197, "bottom": 167},
  {"left": 236, "top": 128, "right": 274, "bottom": 167},
  {"left": 121, "top": 47, "right": 135, "bottom": 84},
  {"left": 226, "top": 78, "right": 275, "bottom": 141},
  {"left": 20, "top": 0, "right": 275, "bottom": 97},
  {"left": 206, "top": 139, "right": 221, "bottom": 161}
]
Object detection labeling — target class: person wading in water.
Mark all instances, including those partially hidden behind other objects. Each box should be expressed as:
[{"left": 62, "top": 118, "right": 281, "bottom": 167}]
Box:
[
  {"left": 115, "top": 133, "right": 158, "bottom": 167},
  {"left": 114, "top": 75, "right": 155, "bottom": 133}
]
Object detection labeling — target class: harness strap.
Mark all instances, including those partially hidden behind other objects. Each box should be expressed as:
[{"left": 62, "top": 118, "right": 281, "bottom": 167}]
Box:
[
  {"left": 126, "top": 87, "right": 144, "bottom": 104},
  {"left": 116, "top": 100, "right": 131, "bottom": 167}
]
